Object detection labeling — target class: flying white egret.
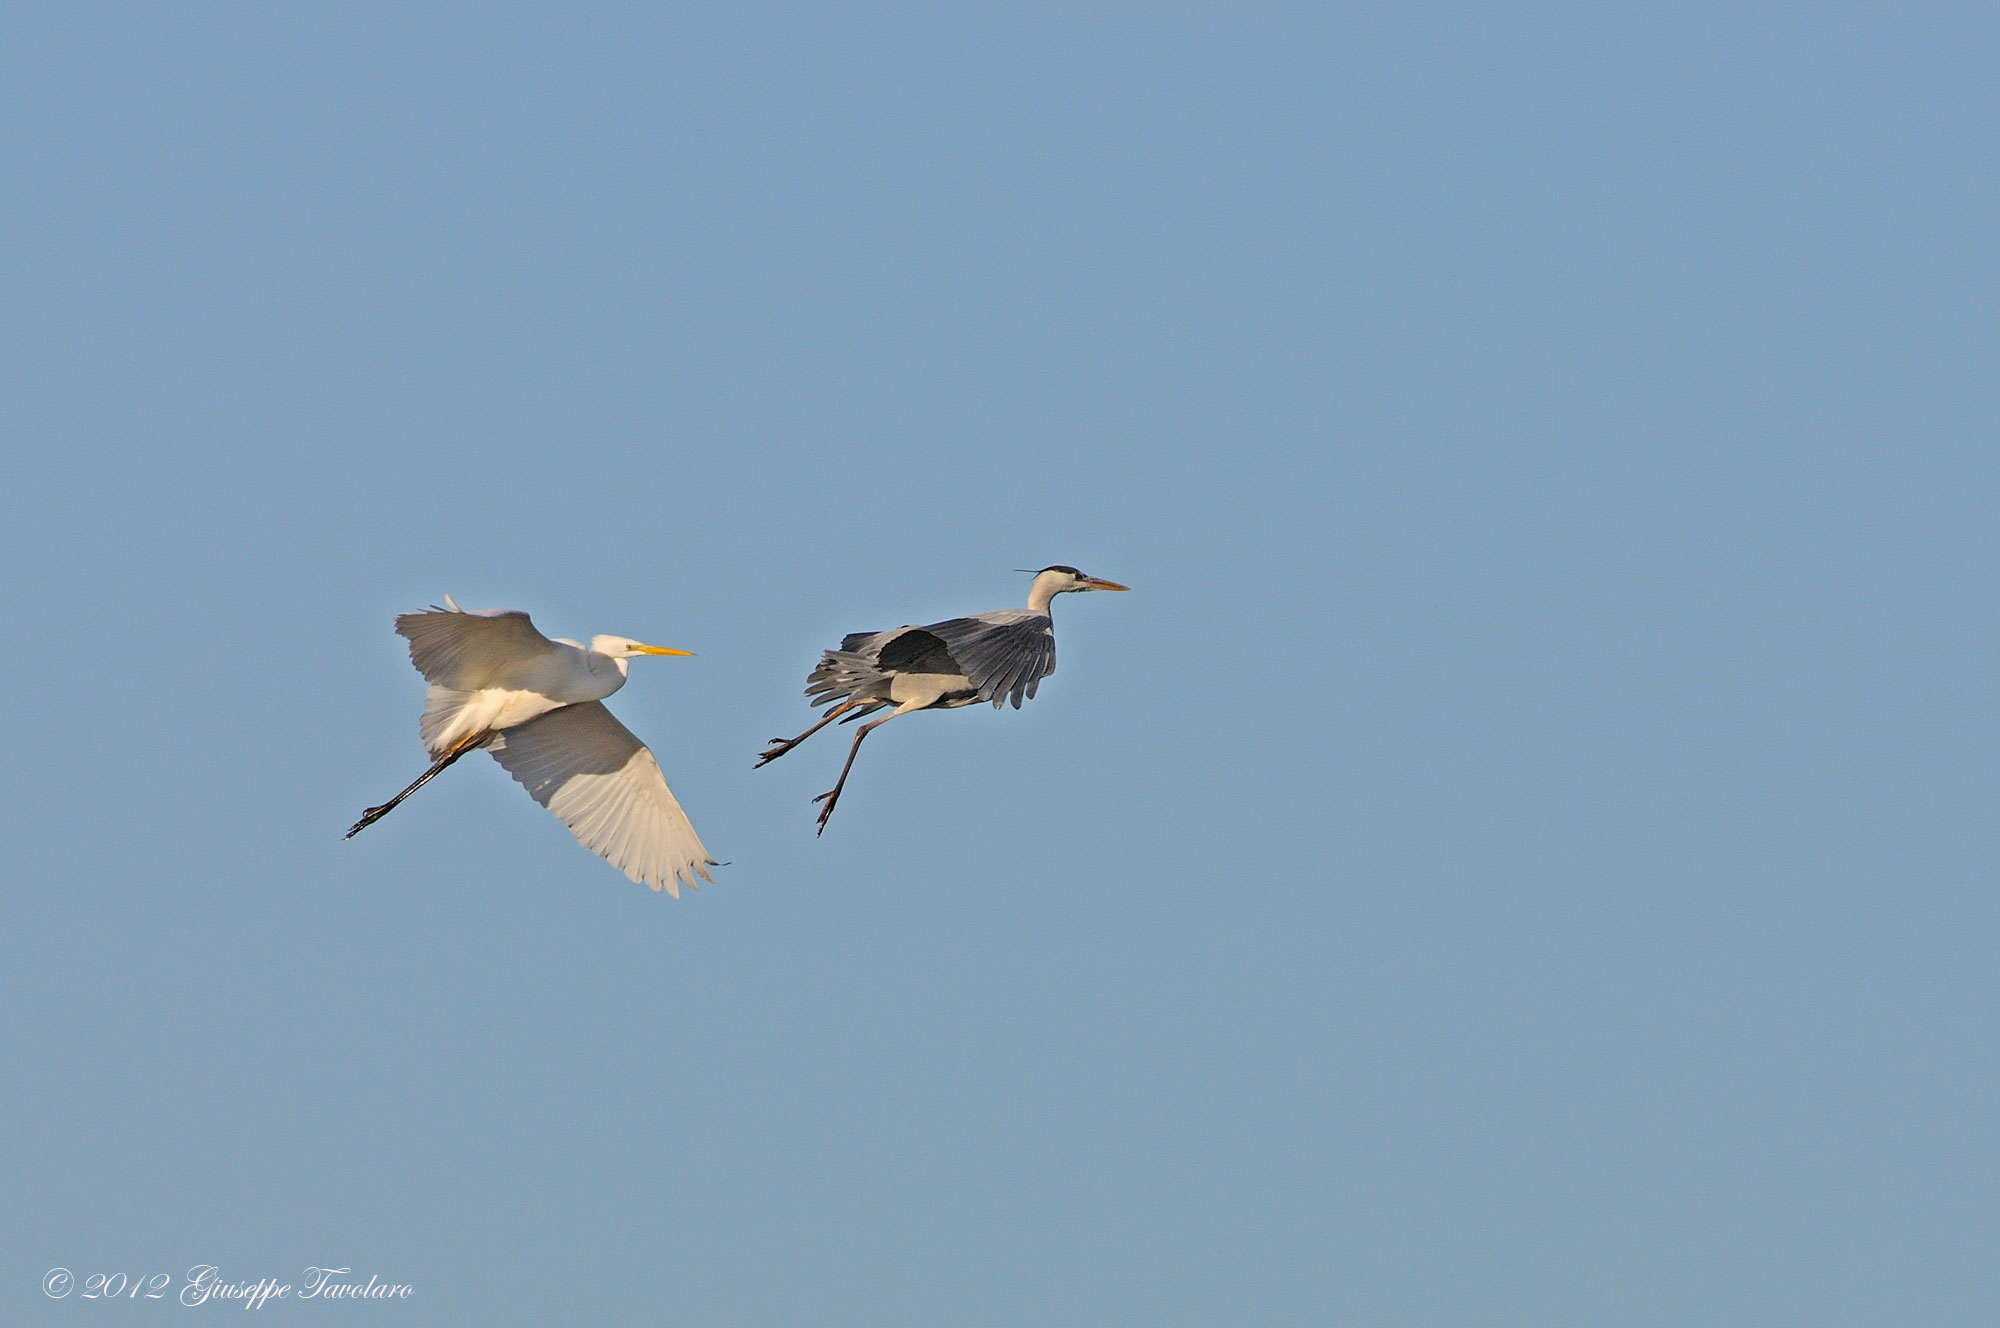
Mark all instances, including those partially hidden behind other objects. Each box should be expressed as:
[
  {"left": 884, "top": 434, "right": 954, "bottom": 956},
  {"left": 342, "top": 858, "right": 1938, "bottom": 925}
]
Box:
[
  {"left": 348, "top": 595, "right": 716, "bottom": 895},
  {"left": 757, "top": 565, "right": 1128, "bottom": 833}
]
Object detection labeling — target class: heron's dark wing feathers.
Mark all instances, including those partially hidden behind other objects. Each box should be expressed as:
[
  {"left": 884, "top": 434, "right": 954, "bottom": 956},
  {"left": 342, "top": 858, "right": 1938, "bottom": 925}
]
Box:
[
  {"left": 874, "top": 628, "right": 958, "bottom": 674},
  {"left": 926, "top": 613, "right": 1056, "bottom": 709},
  {"left": 810, "top": 612, "right": 1053, "bottom": 710}
]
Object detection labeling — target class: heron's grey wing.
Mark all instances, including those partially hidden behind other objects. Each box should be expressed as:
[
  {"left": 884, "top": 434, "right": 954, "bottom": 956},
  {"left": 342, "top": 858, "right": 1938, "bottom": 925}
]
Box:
[
  {"left": 873, "top": 628, "right": 960, "bottom": 675},
  {"left": 394, "top": 603, "right": 560, "bottom": 689},
  {"left": 927, "top": 613, "right": 1056, "bottom": 708},
  {"left": 485, "top": 701, "right": 716, "bottom": 897}
]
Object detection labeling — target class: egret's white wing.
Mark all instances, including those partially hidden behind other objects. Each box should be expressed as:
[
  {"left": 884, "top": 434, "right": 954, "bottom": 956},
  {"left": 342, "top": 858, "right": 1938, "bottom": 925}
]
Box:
[
  {"left": 395, "top": 601, "right": 561, "bottom": 690},
  {"left": 486, "top": 701, "right": 715, "bottom": 897}
]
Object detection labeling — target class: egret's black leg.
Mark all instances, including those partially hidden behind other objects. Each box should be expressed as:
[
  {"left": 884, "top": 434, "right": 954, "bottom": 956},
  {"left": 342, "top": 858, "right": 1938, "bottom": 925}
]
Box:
[
  {"left": 345, "top": 733, "right": 487, "bottom": 839},
  {"left": 812, "top": 711, "right": 902, "bottom": 835},
  {"left": 758, "top": 700, "right": 864, "bottom": 767}
]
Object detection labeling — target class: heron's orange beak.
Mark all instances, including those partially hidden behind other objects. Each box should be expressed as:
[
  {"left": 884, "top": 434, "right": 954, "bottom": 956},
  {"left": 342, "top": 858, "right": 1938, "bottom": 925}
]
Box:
[
  {"left": 633, "top": 644, "right": 695, "bottom": 656},
  {"left": 1083, "top": 577, "right": 1129, "bottom": 591}
]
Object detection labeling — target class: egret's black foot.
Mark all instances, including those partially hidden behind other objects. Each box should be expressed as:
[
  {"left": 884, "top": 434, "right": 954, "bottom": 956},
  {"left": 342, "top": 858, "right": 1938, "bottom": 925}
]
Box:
[{"left": 345, "top": 806, "right": 389, "bottom": 839}]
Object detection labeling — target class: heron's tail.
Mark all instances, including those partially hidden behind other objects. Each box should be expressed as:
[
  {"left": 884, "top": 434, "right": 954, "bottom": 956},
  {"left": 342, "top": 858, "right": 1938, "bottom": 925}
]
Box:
[{"left": 806, "top": 650, "right": 888, "bottom": 709}]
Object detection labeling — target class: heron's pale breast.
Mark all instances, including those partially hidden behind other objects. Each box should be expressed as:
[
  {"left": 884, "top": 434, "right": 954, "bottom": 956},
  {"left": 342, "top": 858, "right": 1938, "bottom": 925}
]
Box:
[{"left": 887, "top": 671, "right": 977, "bottom": 709}]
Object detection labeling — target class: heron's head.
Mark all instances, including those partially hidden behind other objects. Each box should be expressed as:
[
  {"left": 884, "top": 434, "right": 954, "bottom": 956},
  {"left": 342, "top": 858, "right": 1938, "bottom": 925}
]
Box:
[
  {"left": 1026, "top": 565, "right": 1129, "bottom": 610},
  {"left": 590, "top": 635, "right": 695, "bottom": 661},
  {"left": 1040, "top": 565, "right": 1128, "bottom": 593}
]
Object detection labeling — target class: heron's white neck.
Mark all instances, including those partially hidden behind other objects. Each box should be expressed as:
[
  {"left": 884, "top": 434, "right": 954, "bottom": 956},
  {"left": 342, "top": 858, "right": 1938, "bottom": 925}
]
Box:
[{"left": 1026, "top": 570, "right": 1068, "bottom": 614}]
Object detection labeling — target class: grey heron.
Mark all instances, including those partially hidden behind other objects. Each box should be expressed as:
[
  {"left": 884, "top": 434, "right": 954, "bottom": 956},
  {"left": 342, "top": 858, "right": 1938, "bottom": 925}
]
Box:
[
  {"left": 758, "top": 565, "right": 1129, "bottom": 833},
  {"left": 347, "top": 596, "right": 718, "bottom": 896}
]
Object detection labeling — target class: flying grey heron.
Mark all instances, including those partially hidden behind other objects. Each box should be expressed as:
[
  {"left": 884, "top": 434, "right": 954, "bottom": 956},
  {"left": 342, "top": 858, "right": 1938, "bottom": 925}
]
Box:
[
  {"left": 758, "top": 565, "right": 1129, "bottom": 833},
  {"left": 347, "top": 596, "right": 717, "bottom": 896}
]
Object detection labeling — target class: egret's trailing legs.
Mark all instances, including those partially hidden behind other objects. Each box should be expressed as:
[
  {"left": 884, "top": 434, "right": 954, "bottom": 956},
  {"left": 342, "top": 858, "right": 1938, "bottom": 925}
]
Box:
[
  {"left": 812, "top": 707, "right": 910, "bottom": 834},
  {"left": 346, "top": 732, "right": 490, "bottom": 839}
]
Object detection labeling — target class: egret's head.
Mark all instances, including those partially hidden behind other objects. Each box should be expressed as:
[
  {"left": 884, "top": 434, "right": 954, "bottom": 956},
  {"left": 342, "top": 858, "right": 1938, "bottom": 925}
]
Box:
[{"left": 590, "top": 635, "right": 695, "bottom": 661}]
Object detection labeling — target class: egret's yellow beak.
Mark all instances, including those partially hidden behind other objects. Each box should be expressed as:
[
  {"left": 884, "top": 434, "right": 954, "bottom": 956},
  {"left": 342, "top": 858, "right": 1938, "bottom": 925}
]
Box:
[
  {"left": 1083, "top": 577, "right": 1129, "bottom": 591},
  {"left": 634, "top": 644, "right": 695, "bottom": 657}
]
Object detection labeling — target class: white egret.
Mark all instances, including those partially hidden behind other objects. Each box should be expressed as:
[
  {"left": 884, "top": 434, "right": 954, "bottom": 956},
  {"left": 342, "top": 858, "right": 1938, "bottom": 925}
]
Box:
[{"left": 348, "top": 596, "right": 716, "bottom": 895}]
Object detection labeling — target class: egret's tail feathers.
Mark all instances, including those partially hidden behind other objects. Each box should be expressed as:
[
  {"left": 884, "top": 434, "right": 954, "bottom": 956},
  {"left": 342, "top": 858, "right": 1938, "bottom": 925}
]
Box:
[{"left": 418, "top": 685, "right": 476, "bottom": 757}]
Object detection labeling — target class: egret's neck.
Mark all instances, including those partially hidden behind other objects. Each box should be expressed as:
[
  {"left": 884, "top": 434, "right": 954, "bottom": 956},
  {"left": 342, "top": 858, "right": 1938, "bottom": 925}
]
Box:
[
  {"left": 583, "top": 648, "right": 631, "bottom": 698},
  {"left": 1026, "top": 571, "right": 1066, "bottom": 614}
]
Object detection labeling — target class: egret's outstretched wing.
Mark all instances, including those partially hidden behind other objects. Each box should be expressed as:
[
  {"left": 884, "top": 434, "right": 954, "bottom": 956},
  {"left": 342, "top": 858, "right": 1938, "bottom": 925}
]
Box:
[
  {"left": 928, "top": 611, "right": 1056, "bottom": 708},
  {"left": 395, "top": 599, "right": 560, "bottom": 690},
  {"left": 486, "top": 701, "right": 716, "bottom": 897}
]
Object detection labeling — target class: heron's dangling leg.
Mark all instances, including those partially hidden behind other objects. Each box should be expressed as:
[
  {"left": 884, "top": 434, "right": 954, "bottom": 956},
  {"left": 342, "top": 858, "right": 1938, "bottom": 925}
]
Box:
[
  {"left": 345, "top": 733, "right": 489, "bottom": 839},
  {"left": 812, "top": 709, "right": 906, "bottom": 835},
  {"left": 757, "top": 700, "right": 865, "bottom": 767}
]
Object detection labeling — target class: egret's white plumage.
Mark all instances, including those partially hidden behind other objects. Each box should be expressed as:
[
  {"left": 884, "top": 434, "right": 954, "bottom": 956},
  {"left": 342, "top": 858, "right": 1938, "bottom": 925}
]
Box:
[
  {"left": 486, "top": 702, "right": 712, "bottom": 896},
  {"left": 349, "top": 596, "right": 716, "bottom": 896}
]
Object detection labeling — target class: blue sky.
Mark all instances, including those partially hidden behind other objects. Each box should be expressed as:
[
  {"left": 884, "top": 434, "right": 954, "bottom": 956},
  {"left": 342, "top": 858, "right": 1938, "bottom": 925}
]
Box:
[{"left": 5, "top": 4, "right": 1998, "bottom": 1324}]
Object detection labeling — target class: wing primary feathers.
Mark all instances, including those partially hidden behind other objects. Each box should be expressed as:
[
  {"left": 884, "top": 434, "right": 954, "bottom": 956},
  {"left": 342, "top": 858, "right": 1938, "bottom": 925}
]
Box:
[
  {"left": 923, "top": 613, "right": 1056, "bottom": 708},
  {"left": 485, "top": 702, "right": 716, "bottom": 897}
]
